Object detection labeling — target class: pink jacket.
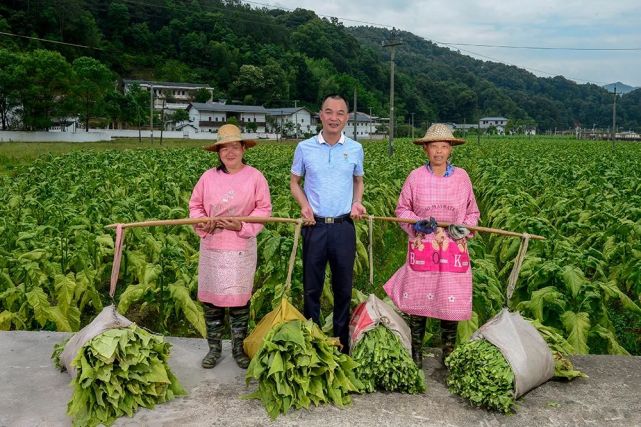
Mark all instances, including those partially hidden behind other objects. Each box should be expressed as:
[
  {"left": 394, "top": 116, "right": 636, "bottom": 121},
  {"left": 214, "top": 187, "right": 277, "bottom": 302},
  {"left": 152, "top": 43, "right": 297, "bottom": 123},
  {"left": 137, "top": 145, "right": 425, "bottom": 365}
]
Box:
[{"left": 189, "top": 165, "right": 272, "bottom": 250}]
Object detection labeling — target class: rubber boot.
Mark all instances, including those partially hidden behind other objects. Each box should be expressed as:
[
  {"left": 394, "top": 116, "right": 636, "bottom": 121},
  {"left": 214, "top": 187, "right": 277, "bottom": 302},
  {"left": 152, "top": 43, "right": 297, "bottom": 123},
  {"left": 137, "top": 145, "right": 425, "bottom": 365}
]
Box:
[
  {"left": 409, "top": 315, "right": 427, "bottom": 369},
  {"left": 229, "top": 303, "right": 251, "bottom": 369},
  {"left": 202, "top": 303, "right": 225, "bottom": 369},
  {"left": 441, "top": 319, "right": 457, "bottom": 366}
]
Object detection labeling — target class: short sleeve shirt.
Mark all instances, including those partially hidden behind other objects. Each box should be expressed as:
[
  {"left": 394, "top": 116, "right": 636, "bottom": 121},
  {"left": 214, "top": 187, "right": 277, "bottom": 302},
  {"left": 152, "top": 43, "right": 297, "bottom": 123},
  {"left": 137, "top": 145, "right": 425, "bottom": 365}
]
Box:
[{"left": 291, "top": 132, "right": 364, "bottom": 217}]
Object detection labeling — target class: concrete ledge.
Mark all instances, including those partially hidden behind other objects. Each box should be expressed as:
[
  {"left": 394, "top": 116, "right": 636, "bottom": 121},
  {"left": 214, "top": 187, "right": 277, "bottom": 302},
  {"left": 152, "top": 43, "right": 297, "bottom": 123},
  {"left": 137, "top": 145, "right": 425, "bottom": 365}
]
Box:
[{"left": 1, "top": 331, "right": 640, "bottom": 426}]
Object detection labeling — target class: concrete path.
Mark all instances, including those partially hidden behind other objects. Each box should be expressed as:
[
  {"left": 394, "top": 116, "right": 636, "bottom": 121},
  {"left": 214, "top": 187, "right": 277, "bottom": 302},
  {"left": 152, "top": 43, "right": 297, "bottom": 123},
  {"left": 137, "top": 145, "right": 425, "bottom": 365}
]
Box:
[{"left": 1, "top": 331, "right": 640, "bottom": 426}]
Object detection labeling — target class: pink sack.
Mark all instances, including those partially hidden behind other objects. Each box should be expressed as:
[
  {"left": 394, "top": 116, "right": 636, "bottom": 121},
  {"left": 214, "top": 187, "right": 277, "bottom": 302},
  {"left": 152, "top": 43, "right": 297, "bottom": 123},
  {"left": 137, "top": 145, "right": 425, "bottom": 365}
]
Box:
[{"left": 349, "top": 294, "right": 411, "bottom": 353}]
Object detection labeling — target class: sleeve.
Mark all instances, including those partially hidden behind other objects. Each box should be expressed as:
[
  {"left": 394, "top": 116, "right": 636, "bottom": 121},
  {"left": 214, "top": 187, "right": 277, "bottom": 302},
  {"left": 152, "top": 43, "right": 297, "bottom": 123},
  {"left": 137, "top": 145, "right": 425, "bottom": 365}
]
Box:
[
  {"left": 238, "top": 172, "right": 272, "bottom": 239},
  {"left": 462, "top": 175, "right": 480, "bottom": 235},
  {"left": 354, "top": 145, "right": 364, "bottom": 176},
  {"left": 395, "top": 172, "right": 420, "bottom": 238},
  {"left": 189, "top": 173, "right": 208, "bottom": 239},
  {"left": 290, "top": 144, "right": 305, "bottom": 177}
]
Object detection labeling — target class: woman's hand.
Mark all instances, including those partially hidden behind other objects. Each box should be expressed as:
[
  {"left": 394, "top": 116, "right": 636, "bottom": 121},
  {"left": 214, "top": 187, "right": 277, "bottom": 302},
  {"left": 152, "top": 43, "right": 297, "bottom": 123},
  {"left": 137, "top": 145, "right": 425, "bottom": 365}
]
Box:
[
  {"left": 447, "top": 224, "right": 470, "bottom": 240},
  {"left": 217, "top": 218, "right": 242, "bottom": 231},
  {"left": 413, "top": 217, "right": 437, "bottom": 234},
  {"left": 195, "top": 219, "right": 217, "bottom": 234}
]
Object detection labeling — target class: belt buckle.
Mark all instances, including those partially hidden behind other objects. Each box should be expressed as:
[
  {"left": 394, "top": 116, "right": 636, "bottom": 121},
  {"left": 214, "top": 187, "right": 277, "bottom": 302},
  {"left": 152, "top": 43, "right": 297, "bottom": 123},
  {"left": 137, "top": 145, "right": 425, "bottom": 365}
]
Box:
[{"left": 326, "top": 217, "right": 334, "bottom": 224}]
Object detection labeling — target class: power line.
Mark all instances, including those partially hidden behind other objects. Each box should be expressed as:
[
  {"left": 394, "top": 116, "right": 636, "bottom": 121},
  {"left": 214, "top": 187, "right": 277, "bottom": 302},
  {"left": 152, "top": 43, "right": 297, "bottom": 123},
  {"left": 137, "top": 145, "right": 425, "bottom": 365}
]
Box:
[
  {"left": 431, "top": 41, "right": 641, "bottom": 51},
  {"left": 0, "top": 31, "right": 102, "bottom": 50}
]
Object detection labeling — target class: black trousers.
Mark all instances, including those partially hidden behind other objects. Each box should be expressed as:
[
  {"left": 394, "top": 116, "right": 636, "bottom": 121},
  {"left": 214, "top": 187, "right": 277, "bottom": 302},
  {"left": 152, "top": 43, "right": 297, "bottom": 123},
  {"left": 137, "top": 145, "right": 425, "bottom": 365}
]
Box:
[{"left": 302, "top": 219, "right": 356, "bottom": 352}]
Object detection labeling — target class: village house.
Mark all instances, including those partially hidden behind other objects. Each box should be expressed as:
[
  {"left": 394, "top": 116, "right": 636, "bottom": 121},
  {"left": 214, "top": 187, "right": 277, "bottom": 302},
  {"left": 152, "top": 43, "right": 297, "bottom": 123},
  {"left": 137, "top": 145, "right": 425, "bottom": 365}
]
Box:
[
  {"left": 122, "top": 79, "right": 213, "bottom": 110},
  {"left": 264, "top": 107, "right": 314, "bottom": 137},
  {"left": 184, "top": 102, "right": 269, "bottom": 133}
]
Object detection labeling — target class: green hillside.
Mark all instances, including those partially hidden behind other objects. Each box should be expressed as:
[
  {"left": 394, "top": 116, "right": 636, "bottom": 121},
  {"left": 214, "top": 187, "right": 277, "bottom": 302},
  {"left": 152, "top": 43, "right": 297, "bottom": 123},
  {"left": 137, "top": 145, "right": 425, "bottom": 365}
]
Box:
[{"left": 0, "top": 0, "right": 639, "bottom": 131}]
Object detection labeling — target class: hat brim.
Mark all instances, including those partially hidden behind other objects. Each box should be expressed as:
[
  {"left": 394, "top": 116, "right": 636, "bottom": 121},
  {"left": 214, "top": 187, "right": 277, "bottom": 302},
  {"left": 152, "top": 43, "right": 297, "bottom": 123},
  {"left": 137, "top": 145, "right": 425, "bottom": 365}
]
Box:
[
  {"left": 413, "top": 137, "right": 465, "bottom": 146},
  {"left": 203, "top": 139, "right": 257, "bottom": 152}
]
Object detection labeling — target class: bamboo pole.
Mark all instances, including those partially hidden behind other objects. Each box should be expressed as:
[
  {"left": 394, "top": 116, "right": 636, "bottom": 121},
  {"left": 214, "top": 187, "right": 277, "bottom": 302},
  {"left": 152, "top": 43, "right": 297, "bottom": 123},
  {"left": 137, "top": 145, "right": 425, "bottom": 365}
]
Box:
[
  {"left": 368, "top": 215, "right": 545, "bottom": 240},
  {"left": 105, "top": 216, "right": 303, "bottom": 229},
  {"left": 106, "top": 215, "right": 545, "bottom": 240}
]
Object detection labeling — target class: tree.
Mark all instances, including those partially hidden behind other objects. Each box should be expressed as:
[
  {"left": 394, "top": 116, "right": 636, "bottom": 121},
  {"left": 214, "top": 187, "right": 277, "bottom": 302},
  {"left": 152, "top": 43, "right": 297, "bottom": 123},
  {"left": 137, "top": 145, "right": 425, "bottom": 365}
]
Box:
[
  {"left": 71, "top": 57, "right": 114, "bottom": 131},
  {"left": 0, "top": 49, "right": 23, "bottom": 130},
  {"left": 18, "top": 50, "right": 73, "bottom": 130},
  {"left": 124, "top": 84, "right": 149, "bottom": 142},
  {"left": 193, "top": 87, "right": 212, "bottom": 103}
]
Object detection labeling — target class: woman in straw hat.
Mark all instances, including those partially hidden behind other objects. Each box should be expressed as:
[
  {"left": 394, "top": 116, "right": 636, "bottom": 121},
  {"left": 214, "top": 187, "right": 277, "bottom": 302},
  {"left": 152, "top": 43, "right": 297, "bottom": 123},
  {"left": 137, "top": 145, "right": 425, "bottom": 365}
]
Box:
[
  {"left": 383, "top": 123, "right": 480, "bottom": 368},
  {"left": 189, "top": 124, "right": 272, "bottom": 369}
]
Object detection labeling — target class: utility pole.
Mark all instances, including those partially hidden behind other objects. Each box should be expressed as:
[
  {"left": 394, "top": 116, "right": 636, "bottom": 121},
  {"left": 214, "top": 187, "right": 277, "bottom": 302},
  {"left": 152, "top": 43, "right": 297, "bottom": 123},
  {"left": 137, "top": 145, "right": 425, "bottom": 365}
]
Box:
[
  {"left": 383, "top": 31, "right": 402, "bottom": 156},
  {"left": 294, "top": 99, "right": 298, "bottom": 138},
  {"left": 611, "top": 85, "right": 617, "bottom": 148},
  {"left": 410, "top": 112, "right": 415, "bottom": 140},
  {"left": 150, "top": 85, "right": 154, "bottom": 144},
  {"left": 353, "top": 88, "right": 358, "bottom": 141}
]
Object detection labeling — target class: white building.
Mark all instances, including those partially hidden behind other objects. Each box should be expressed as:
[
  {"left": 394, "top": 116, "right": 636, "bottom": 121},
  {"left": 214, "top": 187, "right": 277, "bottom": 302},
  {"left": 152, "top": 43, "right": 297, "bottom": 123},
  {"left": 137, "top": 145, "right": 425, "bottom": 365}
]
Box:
[
  {"left": 123, "top": 79, "right": 213, "bottom": 110},
  {"left": 185, "top": 103, "right": 268, "bottom": 133},
  {"left": 265, "top": 107, "right": 313, "bottom": 137},
  {"left": 345, "top": 112, "right": 378, "bottom": 139},
  {"left": 479, "top": 116, "right": 508, "bottom": 134}
]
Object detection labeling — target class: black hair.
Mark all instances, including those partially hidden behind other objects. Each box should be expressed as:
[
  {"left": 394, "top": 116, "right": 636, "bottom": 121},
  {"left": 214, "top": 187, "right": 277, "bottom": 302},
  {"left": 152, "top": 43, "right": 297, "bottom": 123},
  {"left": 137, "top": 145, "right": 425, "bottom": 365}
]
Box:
[
  {"left": 321, "top": 93, "right": 349, "bottom": 111},
  {"left": 215, "top": 141, "right": 247, "bottom": 174}
]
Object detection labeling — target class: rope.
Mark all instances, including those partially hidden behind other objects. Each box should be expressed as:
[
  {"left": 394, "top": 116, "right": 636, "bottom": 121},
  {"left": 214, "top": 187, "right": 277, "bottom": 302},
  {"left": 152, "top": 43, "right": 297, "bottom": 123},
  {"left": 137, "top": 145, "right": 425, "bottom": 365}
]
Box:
[
  {"left": 368, "top": 215, "right": 374, "bottom": 287},
  {"left": 506, "top": 234, "right": 530, "bottom": 302},
  {"left": 109, "top": 224, "right": 125, "bottom": 301},
  {"left": 283, "top": 219, "right": 303, "bottom": 295}
]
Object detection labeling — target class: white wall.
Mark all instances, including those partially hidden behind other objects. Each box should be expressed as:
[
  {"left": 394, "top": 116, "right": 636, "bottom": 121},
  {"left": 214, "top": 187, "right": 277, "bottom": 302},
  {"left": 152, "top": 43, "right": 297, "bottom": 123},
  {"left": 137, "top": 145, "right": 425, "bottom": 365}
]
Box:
[
  {"left": 0, "top": 130, "right": 281, "bottom": 142},
  {"left": 0, "top": 131, "right": 110, "bottom": 142}
]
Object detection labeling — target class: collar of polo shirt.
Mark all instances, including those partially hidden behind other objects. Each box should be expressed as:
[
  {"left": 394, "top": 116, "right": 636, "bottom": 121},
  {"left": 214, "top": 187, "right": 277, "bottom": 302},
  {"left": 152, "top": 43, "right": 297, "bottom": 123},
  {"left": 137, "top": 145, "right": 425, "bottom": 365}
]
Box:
[{"left": 318, "top": 131, "right": 346, "bottom": 145}]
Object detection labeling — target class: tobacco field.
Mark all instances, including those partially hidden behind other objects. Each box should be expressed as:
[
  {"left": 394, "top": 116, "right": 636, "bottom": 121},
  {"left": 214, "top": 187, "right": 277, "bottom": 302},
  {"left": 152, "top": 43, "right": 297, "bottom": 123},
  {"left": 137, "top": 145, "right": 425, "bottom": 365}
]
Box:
[{"left": 1, "top": 137, "right": 640, "bottom": 355}]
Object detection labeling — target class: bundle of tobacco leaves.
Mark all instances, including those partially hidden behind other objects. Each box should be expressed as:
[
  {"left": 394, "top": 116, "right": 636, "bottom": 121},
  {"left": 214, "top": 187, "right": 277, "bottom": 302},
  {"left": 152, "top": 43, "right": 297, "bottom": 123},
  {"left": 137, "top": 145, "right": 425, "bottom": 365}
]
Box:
[
  {"left": 446, "top": 319, "right": 587, "bottom": 414},
  {"left": 244, "top": 319, "right": 364, "bottom": 419},
  {"left": 52, "top": 325, "right": 185, "bottom": 427},
  {"left": 445, "top": 339, "right": 516, "bottom": 413},
  {"left": 352, "top": 325, "right": 426, "bottom": 394},
  {"left": 529, "top": 319, "right": 587, "bottom": 380}
]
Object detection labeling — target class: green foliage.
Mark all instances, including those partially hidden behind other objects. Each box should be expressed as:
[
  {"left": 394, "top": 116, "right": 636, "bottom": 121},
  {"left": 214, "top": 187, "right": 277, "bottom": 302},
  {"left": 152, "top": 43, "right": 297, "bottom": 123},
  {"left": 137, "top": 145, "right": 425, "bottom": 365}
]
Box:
[
  {"left": 3, "top": 2, "right": 637, "bottom": 130},
  {"left": 57, "top": 325, "right": 185, "bottom": 427},
  {"left": 2, "top": 136, "right": 640, "bottom": 358},
  {"left": 244, "top": 319, "right": 363, "bottom": 419},
  {"left": 446, "top": 339, "right": 516, "bottom": 413},
  {"left": 352, "top": 325, "right": 426, "bottom": 394}
]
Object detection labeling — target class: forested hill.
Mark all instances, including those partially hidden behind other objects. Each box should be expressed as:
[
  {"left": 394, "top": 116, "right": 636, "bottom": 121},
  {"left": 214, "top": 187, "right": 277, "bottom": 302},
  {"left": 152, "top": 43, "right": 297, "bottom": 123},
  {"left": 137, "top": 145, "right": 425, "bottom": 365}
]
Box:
[{"left": 1, "top": 0, "right": 639, "bottom": 131}]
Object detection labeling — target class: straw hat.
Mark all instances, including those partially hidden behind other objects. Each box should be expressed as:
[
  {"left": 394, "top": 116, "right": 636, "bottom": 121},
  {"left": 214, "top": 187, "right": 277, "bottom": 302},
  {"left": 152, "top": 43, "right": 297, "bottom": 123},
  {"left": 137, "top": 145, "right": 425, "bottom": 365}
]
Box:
[
  {"left": 204, "top": 124, "right": 257, "bottom": 152},
  {"left": 413, "top": 123, "right": 465, "bottom": 146}
]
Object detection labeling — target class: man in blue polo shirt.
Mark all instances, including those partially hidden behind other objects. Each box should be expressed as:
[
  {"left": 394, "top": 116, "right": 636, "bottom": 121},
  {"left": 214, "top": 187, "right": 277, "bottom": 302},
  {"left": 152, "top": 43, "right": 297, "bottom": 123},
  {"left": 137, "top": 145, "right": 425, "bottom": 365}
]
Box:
[{"left": 290, "top": 93, "right": 366, "bottom": 352}]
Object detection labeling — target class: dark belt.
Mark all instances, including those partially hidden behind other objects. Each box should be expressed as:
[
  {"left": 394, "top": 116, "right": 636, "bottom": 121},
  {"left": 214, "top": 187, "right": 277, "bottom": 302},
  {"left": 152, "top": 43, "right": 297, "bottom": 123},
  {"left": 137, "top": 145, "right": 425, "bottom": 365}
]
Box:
[{"left": 313, "top": 213, "right": 351, "bottom": 224}]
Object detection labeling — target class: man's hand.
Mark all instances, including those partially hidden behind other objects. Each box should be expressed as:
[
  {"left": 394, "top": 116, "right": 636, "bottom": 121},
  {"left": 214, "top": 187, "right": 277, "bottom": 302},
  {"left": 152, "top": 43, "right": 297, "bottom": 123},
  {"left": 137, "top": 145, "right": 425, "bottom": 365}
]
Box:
[
  {"left": 301, "top": 205, "right": 316, "bottom": 225},
  {"left": 350, "top": 201, "right": 366, "bottom": 220}
]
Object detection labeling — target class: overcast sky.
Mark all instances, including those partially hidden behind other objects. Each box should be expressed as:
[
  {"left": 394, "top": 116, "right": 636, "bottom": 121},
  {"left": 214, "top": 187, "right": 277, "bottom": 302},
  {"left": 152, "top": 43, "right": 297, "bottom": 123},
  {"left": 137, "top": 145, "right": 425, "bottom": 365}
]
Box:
[{"left": 263, "top": 0, "right": 641, "bottom": 88}]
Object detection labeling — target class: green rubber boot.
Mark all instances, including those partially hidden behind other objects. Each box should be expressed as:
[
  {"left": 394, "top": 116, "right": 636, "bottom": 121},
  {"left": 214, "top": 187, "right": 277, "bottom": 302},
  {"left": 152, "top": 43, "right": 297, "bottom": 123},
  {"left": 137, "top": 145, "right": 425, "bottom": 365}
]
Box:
[
  {"left": 441, "top": 319, "right": 458, "bottom": 366},
  {"left": 230, "top": 304, "right": 251, "bottom": 369},
  {"left": 202, "top": 304, "right": 225, "bottom": 369},
  {"left": 409, "top": 315, "right": 427, "bottom": 369}
]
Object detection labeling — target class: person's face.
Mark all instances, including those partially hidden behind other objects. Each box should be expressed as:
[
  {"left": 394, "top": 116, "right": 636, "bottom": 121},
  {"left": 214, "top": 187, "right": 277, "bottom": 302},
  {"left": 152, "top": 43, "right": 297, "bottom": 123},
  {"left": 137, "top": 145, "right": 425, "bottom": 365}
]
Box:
[
  {"left": 217, "top": 141, "right": 245, "bottom": 169},
  {"left": 423, "top": 141, "right": 452, "bottom": 166},
  {"left": 319, "top": 97, "right": 348, "bottom": 136}
]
